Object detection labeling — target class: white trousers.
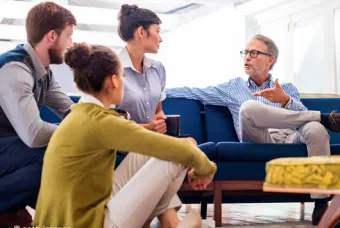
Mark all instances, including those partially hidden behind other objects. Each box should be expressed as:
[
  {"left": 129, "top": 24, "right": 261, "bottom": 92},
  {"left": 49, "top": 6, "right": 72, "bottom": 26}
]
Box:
[{"left": 104, "top": 153, "right": 187, "bottom": 228}]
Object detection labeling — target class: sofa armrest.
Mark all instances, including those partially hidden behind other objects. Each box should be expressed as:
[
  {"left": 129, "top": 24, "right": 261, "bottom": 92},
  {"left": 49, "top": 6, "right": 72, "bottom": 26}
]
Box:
[{"left": 199, "top": 142, "right": 217, "bottom": 161}]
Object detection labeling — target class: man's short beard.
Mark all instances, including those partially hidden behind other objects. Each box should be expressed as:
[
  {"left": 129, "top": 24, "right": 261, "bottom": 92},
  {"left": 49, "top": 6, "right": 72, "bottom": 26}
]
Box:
[{"left": 48, "top": 42, "right": 64, "bottom": 64}]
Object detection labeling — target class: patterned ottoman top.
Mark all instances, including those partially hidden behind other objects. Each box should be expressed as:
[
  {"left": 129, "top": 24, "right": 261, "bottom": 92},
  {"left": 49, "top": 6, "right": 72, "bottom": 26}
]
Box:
[{"left": 265, "top": 156, "right": 340, "bottom": 189}]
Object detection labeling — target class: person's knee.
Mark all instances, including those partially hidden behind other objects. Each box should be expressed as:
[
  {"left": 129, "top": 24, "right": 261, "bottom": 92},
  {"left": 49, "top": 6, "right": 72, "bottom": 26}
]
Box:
[
  {"left": 303, "top": 121, "right": 329, "bottom": 142},
  {"left": 240, "top": 100, "right": 261, "bottom": 120},
  {"left": 170, "top": 161, "right": 187, "bottom": 176},
  {"left": 162, "top": 161, "right": 188, "bottom": 183}
]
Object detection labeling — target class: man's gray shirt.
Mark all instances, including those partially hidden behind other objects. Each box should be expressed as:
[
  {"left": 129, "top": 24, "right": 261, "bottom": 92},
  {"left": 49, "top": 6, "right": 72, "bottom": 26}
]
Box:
[{"left": 0, "top": 43, "right": 73, "bottom": 148}]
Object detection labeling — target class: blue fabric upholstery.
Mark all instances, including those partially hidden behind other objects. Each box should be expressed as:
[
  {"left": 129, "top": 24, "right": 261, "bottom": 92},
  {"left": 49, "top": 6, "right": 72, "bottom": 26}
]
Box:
[
  {"left": 115, "top": 153, "right": 126, "bottom": 168},
  {"left": 40, "top": 106, "right": 61, "bottom": 123},
  {"left": 301, "top": 98, "right": 340, "bottom": 144},
  {"left": 214, "top": 162, "right": 266, "bottom": 180},
  {"left": 217, "top": 142, "right": 340, "bottom": 162},
  {"left": 40, "top": 95, "right": 81, "bottom": 123},
  {"left": 216, "top": 142, "right": 308, "bottom": 162},
  {"left": 198, "top": 142, "right": 216, "bottom": 161},
  {"left": 204, "top": 105, "right": 239, "bottom": 143},
  {"left": 163, "top": 98, "right": 206, "bottom": 144}
]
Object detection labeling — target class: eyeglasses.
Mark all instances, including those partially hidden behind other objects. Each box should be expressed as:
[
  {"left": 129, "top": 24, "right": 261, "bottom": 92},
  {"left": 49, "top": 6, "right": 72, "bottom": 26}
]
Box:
[{"left": 240, "top": 50, "right": 272, "bottom": 58}]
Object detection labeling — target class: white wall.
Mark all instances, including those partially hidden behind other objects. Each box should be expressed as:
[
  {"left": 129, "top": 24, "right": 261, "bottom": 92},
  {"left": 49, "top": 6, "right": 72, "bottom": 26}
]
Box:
[
  {"left": 248, "top": 0, "right": 340, "bottom": 93},
  {"left": 335, "top": 9, "right": 340, "bottom": 92},
  {"left": 0, "top": 41, "right": 21, "bottom": 53},
  {"left": 152, "top": 7, "right": 246, "bottom": 88},
  {"left": 1, "top": 6, "right": 247, "bottom": 93},
  {"left": 50, "top": 64, "right": 79, "bottom": 94},
  {"left": 49, "top": 6, "right": 248, "bottom": 93}
]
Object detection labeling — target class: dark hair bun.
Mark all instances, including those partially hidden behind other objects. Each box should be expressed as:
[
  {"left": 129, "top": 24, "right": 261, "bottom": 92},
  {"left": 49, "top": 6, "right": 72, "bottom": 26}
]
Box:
[
  {"left": 118, "top": 4, "right": 138, "bottom": 20},
  {"left": 64, "top": 43, "right": 91, "bottom": 70}
]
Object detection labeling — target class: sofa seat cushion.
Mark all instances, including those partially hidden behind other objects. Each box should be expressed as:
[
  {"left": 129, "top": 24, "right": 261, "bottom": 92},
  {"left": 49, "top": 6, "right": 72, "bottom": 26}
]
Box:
[
  {"left": 265, "top": 156, "right": 340, "bottom": 189},
  {"left": 215, "top": 162, "right": 267, "bottom": 180},
  {"left": 216, "top": 142, "right": 340, "bottom": 162},
  {"left": 216, "top": 142, "right": 308, "bottom": 162}
]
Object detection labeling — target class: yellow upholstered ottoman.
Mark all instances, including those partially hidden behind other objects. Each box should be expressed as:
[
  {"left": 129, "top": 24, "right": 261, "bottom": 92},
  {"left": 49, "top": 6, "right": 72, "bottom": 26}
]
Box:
[
  {"left": 263, "top": 156, "right": 340, "bottom": 228},
  {"left": 264, "top": 156, "right": 340, "bottom": 192}
]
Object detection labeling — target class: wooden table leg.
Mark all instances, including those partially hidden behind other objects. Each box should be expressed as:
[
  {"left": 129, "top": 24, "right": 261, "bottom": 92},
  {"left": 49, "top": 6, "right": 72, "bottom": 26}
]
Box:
[
  {"left": 200, "top": 195, "right": 208, "bottom": 219},
  {"left": 214, "top": 182, "right": 222, "bottom": 227},
  {"left": 318, "top": 195, "right": 340, "bottom": 228}
]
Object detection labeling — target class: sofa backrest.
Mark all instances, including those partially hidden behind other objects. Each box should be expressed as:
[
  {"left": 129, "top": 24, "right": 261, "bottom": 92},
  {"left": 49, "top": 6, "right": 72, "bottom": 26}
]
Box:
[
  {"left": 163, "top": 98, "right": 205, "bottom": 144},
  {"left": 41, "top": 96, "right": 206, "bottom": 144},
  {"left": 301, "top": 98, "right": 340, "bottom": 144},
  {"left": 40, "top": 96, "right": 80, "bottom": 123},
  {"left": 40, "top": 96, "right": 340, "bottom": 144},
  {"left": 204, "top": 105, "right": 239, "bottom": 143},
  {"left": 203, "top": 98, "right": 340, "bottom": 144}
]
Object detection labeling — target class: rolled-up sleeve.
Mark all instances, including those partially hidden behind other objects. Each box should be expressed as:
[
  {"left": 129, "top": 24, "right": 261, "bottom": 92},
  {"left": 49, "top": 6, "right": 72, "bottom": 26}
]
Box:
[
  {"left": 283, "top": 83, "right": 307, "bottom": 111},
  {"left": 0, "top": 63, "right": 57, "bottom": 148},
  {"left": 157, "top": 62, "right": 167, "bottom": 102}
]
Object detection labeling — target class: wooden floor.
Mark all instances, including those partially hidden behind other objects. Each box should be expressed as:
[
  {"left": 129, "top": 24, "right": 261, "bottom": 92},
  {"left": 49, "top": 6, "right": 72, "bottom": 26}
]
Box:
[
  {"left": 29, "top": 202, "right": 316, "bottom": 227},
  {"left": 152, "top": 202, "right": 315, "bottom": 227}
]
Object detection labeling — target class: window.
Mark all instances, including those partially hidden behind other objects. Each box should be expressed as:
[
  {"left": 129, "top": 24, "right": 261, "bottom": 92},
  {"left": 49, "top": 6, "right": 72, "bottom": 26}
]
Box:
[
  {"left": 293, "top": 17, "right": 326, "bottom": 93},
  {"left": 261, "top": 19, "right": 291, "bottom": 83},
  {"left": 335, "top": 9, "right": 340, "bottom": 92}
]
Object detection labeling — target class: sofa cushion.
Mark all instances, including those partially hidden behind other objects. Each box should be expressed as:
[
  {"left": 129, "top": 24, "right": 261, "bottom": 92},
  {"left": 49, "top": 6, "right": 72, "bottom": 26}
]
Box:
[
  {"left": 115, "top": 153, "right": 126, "bottom": 168},
  {"left": 40, "top": 95, "right": 81, "bottom": 123},
  {"left": 40, "top": 105, "right": 61, "bottom": 123},
  {"left": 216, "top": 142, "right": 308, "bottom": 162},
  {"left": 204, "top": 98, "right": 340, "bottom": 144},
  {"left": 163, "top": 98, "right": 205, "bottom": 144},
  {"left": 301, "top": 98, "right": 340, "bottom": 144},
  {"left": 216, "top": 142, "right": 340, "bottom": 162},
  {"left": 215, "top": 161, "right": 267, "bottom": 180},
  {"left": 198, "top": 142, "right": 216, "bottom": 161},
  {"left": 204, "top": 105, "right": 239, "bottom": 143}
]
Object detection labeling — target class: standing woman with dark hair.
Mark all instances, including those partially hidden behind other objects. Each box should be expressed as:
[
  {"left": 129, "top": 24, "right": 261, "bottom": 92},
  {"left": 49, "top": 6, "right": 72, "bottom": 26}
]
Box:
[
  {"left": 33, "top": 43, "right": 216, "bottom": 228},
  {"left": 112, "top": 5, "right": 194, "bottom": 227}
]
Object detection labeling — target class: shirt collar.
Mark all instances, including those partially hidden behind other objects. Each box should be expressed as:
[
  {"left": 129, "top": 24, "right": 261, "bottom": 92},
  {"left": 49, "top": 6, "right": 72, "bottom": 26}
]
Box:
[
  {"left": 118, "top": 47, "right": 152, "bottom": 72},
  {"left": 23, "top": 42, "right": 48, "bottom": 80},
  {"left": 79, "top": 93, "right": 117, "bottom": 109},
  {"left": 246, "top": 74, "right": 274, "bottom": 88},
  {"left": 78, "top": 93, "right": 105, "bottom": 108}
]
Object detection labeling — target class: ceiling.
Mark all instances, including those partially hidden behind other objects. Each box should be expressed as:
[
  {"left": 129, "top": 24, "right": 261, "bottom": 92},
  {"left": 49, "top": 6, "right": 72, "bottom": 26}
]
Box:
[{"left": 0, "top": 0, "right": 252, "bottom": 50}]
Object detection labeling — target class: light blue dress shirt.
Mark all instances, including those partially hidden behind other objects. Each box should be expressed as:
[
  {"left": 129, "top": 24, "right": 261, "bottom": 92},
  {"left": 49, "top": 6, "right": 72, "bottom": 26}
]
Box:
[
  {"left": 116, "top": 47, "right": 167, "bottom": 124},
  {"left": 166, "top": 76, "right": 307, "bottom": 138}
]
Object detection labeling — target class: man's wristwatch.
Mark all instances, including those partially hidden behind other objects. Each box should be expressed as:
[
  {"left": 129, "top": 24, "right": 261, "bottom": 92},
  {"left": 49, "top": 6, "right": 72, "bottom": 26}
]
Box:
[{"left": 283, "top": 97, "right": 293, "bottom": 109}]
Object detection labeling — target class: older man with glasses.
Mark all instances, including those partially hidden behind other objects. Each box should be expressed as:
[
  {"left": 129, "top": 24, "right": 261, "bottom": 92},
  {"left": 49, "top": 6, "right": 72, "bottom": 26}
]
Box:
[{"left": 166, "top": 34, "right": 340, "bottom": 225}]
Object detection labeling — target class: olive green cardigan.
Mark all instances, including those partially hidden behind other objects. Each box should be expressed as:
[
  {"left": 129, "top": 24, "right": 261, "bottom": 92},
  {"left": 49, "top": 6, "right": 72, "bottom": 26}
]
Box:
[{"left": 33, "top": 103, "right": 216, "bottom": 228}]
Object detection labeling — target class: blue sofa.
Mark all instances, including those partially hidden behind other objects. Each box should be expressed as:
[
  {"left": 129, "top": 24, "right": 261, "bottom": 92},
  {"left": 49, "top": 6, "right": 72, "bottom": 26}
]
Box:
[{"left": 40, "top": 96, "right": 340, "bottom": 227}]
